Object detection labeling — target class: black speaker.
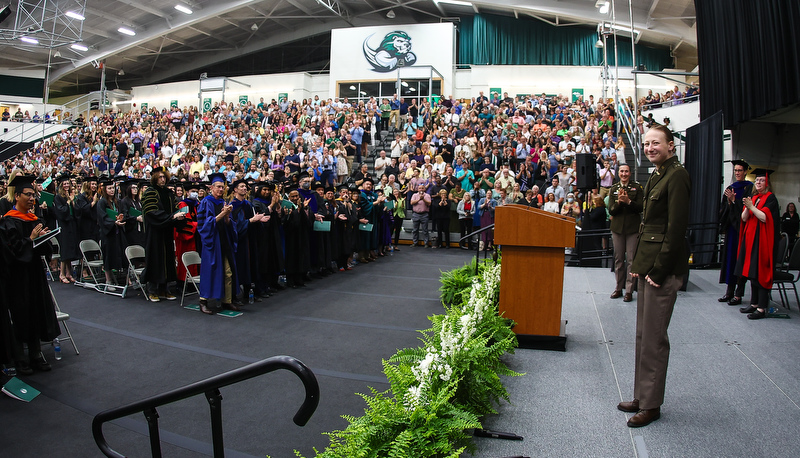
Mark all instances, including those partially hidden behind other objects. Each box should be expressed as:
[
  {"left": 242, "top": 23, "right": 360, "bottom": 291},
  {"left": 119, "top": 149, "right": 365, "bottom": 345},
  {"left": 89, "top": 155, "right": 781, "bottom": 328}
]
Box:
[
  {"left": 0, "top": 6, "right": 11, "bottom": 26},
  {"left": 575, "top": 153, "right": 597, "bottom": 189}
]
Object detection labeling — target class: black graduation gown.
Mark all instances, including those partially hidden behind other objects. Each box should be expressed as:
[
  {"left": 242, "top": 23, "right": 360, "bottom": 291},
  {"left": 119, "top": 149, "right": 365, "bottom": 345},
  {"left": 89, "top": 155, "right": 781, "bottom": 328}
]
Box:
[
  {"left": 231, "top": 198, "right": 254, "bottom": 289},
  {"left": 97, "top": 198, "right": 128, "bottom": 271},
  {"left": 53, "top": 194, "right": 81, "bottom": 261},
  {"left": 315, "top": 198, "right": 334, "bottom": 271},
  {"left": 252, "top": 197, "right": 285, "bottom": 285},
  {"left": 283, "top": 205, "right": 312, "bottom": 276},
  {"left": 119, "top": 196, "right": 145, "bottom": 247},
  {"left": 0, "top": 214, "right": 60, "bottom": 345},
  {"left": 141, "top": 185, "right": 181, "bottom": 285},
  {"left": 73, "top": 192, "right": 99, "bottom": 242}
]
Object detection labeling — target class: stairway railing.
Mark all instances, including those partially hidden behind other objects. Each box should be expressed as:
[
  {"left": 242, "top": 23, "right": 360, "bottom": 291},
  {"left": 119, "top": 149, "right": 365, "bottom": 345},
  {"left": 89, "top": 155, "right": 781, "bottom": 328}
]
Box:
[{"left": 92, "top": 355, "right": 320, "bottom": 458}]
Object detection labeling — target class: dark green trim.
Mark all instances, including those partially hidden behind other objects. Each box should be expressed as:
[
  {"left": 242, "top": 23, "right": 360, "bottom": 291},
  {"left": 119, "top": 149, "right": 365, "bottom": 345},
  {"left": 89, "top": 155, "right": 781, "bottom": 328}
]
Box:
[{"left": 0, "top": 75, "right": 44, "bottom": 98}]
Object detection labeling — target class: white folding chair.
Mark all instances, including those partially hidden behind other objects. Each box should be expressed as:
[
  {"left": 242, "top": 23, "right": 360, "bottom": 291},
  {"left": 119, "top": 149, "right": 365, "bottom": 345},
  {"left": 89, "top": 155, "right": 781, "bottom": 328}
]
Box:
[
  {"left": 125, "top": 245, "right": 149, "bottom": 301},
  {"left": 78, "top": 239, "right": 104, "bottom": 286},
  {"left": 181, "top": 251, "right": 202, "bottom": 307}
]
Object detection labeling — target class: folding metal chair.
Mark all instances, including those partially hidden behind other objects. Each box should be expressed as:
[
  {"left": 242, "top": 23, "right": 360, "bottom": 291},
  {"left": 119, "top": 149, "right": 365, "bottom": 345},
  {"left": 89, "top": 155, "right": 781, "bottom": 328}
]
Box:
[
  {"left": 43, "top": 238, "right": 61, "bottom": 282},
  {"left": 181, "top": 251, "right": 202, "bottom": 307},
  {"left": 41, "top": 257, "right": 79, "bottom": 355},
  {"left": 78, "top": 239, "right": 104, "bottom": 286},
  {"left": 774, "top": 238, "right": 800, "bottom": 310},
  {"left": 125, "top": 245, "right": 149, "bottom": 301}
]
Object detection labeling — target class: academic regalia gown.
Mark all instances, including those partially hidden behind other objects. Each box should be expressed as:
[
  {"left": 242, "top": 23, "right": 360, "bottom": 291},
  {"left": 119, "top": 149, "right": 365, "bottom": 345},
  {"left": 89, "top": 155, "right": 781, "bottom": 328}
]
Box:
[
  {"left": 174, "top": 199, "right": 199, "bottom": 281},
  {"left": 315, "top": 198, "right": 334, "bottom": 271},
  {"left": 120, "top": 196, "right": 146, "bottom": 247},
  {"left": 231, "top": 197, "right": 254, "bottom": 290},
  {"left": 358, "top": 191, "right": 379, "bottom": 251},
  {"left": 283, "top": 205, "right": 312, "bottom": 280},
  {"left": 74, "top": 192, "right": 99, "bottom": 242},
  {"left": 719, "top": 180, "right": 753, "bottom": 284},
  {"left": 141, "top": 185, "right": 182, "bottom": 285},
  {"left": 53, "top": 194, "right": 81, "bottom": 261},
  {"left": 197, "top": 196, "right": 239, "bottom": 300},
  {"left": 0, "top": 211, "right": 60, "bottom": 347},
  {"left": 253, "top": 197, "right": 285, "bottom": 287},
  {"left": 97, "top": 198, "right": 128, "bottom": 272},
  {"left": 735, "top": 192, "right": 780, "bottom": 289},
  {"left": 0, "top": 219, "right": 14, "bottom": 366},
  {"left": 298, "top": 188, "right": 322, "bottom": 270}
]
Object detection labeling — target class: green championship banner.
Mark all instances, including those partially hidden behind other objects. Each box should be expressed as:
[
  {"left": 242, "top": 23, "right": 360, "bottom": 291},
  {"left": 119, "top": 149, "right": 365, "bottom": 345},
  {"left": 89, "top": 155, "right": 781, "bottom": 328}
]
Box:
[
  {"left": 140, "top": 103, "right": 148, "bottom": 112},
  {"left": 170, "top": 100, "right": 178, "bottom": 108},
  {"left": 203, "top": 98, "right": 212, "bottom": 112},
  {"left": 278, "top": 92, "right": 288, "bottom": 102},
  {"left": 238, "top": 95, "right": 248, "bottom": 105}
]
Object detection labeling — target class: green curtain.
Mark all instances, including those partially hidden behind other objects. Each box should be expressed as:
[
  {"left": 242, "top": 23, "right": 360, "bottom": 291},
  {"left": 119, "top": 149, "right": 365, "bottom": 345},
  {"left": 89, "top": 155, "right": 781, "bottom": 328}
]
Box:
[{"left": 458, "top": 13, "right": 673, "bottom": 71}]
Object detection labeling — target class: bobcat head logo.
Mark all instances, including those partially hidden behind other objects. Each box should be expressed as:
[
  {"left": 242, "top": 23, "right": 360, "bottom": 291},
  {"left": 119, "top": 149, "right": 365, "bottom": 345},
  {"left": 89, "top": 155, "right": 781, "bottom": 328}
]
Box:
[{"left": 362, "top": 31, "right": 417, "bottom": 73}]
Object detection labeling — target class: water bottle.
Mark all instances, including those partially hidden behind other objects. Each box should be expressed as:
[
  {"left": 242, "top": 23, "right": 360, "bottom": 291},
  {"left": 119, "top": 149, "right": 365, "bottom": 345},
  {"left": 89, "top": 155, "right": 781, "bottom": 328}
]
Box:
[
  {"left": 389, "top": 245, "right": 394, "bottom": 256},
  {"left": 248, "top": 289, "right": 254, "bottom": 305},
  {"left": 53, "top": 338, "right": 62, "bottom": 361},
  {"left": 768, "top": 306, "right": 777, "bottom": 314},
  {"left": 2, "top": 365, "right": 16, "bottom": 376}
]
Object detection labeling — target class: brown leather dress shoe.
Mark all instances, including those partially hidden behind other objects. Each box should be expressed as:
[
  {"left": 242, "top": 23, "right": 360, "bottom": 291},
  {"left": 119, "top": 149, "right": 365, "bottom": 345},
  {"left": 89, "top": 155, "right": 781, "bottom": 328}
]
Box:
[
  {"left": 623, "top": 293, "right": 633, "bottom": 302},
  {"left": 610, "top": 290, "right": 623, "bottom": 299},
  {"left": 222, "top": 302, "right": 241, "bottom": 312},
  {"left": 627, "top": 408, "right": 661, "bottom": 427},
  {"left": 617, "top": 399, "right": 639, "bottom": 412},
  {"left": 199, "top": 299, "right": 215, "bottom": 315}
]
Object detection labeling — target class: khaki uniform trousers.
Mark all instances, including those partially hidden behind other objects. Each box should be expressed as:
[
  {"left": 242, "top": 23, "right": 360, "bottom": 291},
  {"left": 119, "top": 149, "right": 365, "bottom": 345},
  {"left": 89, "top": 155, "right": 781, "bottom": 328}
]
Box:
[
  {"left": 200, "top": 257, "right": 233, "bottom": 304},
  {"left": 634, "top": 274, "right": 682, "bottom": 410},
  {"left": 612, "top": 231, "right": 638, "bottom": 294}
]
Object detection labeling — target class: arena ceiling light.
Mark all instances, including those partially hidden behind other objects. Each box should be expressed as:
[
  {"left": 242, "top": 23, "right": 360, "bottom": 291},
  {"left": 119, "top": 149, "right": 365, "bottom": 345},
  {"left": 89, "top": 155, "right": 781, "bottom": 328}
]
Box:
[
  {"left": 20, "top": 36, "right": 39, "bottom": 44},
  {"left": 65, "top": 11, "right": 85, "bottom": 21},
  {"left": 434, "top": 0, "right": 473, "bottom": 7},
  {"left": 71, "top": 43, "right": 89, "bottom": 52},
  {"left": 118, "top": 27, "right": 136, "bottom": 36},
  {"left": 174, "top": 4, "right": 193, "bottom": 15}
]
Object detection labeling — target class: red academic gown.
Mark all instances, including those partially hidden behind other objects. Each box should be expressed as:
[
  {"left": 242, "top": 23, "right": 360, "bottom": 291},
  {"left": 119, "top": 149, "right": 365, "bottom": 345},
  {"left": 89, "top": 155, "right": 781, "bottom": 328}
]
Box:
[
  {"left": 174, "top": 199, "right": 199, "bottom": 281},
  {"left": 735, "top": 192, "right": 779, "bottom": 289}
]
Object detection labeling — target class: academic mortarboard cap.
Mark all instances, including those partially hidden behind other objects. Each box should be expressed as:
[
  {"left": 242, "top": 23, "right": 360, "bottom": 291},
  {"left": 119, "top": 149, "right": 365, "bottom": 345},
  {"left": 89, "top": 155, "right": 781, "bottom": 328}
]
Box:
[
  {"left": 729, "top": 159, "right": 750, "bottom": 170},
  {"left": 152, "top": 166, "right": 169, "bottom": 175},
  {"left": 35, "top": 177, "right": 45, "bottom": 184},
  {"left": 84, "top": 176, "right": 99, "bottom": 183},
  {"left": 99, "top": 177, "right": 115, "bottom": 187},
  {"left": 9, "top": 174, "right": 35, "bottom": 191},
  {"left": 324, "top": 186, "right": 335, "bottom": 194},
  {"left": 231, "top": 178, "right": 249, "bottom": 189},
  {"left": 297, "top": 171, "right": 310, "bottom": 180},
  {"left": 337, "top": 183, "right": 350, "bottom": 192},
  {"left": 207, "top": 173, "right": 226, "bottom": 184},
  {"left": 184, "top": 182, "right": 202, "bottom": 192},
  {"left": 751, "top": 168, "right": 774, "bottom": 178},
  {"left": 56, "top": 173, "right": 73, "bottom": 182},
  {"left": 312, "top": 180, "right": 324, "bottom": 190},
  {"left": 362, "top": 177, "right": 374, "bottom": 185}
]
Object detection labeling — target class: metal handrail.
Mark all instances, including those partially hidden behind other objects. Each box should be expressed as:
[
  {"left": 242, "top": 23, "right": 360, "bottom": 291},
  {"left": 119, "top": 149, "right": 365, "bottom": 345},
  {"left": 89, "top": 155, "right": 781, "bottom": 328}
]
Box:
[
  {"left": 459, "top": 223, "right": 498, "bottom": 274},
  {"left": 92, "top": 355, "right": 320, "bottom": 458}
]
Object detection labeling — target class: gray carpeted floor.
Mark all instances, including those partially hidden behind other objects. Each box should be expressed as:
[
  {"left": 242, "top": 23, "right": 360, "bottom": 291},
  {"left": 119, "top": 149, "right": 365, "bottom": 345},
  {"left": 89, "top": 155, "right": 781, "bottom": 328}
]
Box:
[{"left": 4, "top": 254, "right": 800, "bottom": 458}]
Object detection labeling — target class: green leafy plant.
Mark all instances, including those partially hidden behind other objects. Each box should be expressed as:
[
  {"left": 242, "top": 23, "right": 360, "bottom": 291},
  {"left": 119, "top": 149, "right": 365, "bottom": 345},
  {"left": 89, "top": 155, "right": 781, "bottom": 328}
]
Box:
[{"left": 296, "top": 259, "right": 521, "bottom": 458}]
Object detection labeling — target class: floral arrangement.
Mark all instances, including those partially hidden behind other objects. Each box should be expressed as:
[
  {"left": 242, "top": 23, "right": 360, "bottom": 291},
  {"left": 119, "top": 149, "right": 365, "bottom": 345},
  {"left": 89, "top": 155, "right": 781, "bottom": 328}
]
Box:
[{"left": 295, "top": 258, "right": 521, "bottom": 458}]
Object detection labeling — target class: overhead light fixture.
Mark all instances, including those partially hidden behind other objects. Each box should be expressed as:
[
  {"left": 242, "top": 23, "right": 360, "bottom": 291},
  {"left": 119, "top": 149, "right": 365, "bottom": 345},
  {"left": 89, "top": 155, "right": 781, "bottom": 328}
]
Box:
[
  {"left": 119, "top": 69, "right": 125, "bottom": 76},
  {"left": 386, "top": 9, "right": 396, "bottom": 19},
  {"left": 595, "top": 39, "right": 604, "bottom": 48},
  {"left": 65, "top": 11, "right": 85, "bottom": 21},
  {"left": 433, "top": 0, "right": 473, "bottom": 6},
  {"left": 174, "top": 4, "right": 192, "bottom": 15},
  {"left": 71, "top": 43, "right": 88, "bottom": 52},
  {"left": 401, "top": 81, "right": 409, "bottom": 87},
  {"left": 250, "top": 23, "right": 258, "bottom": 31},
  {"left": 599, "top": 3, "right": 609, "bottom": 14},
  {"left": 603, "top": 22, "right": 640, "bottom": 35},
  {"left": 53, "top": 50, "right": 62, "bottom": 57},
  {"left": 20, "top": 36, "right": 39, "bottom": 44},
  {"left": 118, "top": 27, "right": 136, "bottom": 36},
  {"left": 349, "top": 85, "right": 356, "bottom": 90}
]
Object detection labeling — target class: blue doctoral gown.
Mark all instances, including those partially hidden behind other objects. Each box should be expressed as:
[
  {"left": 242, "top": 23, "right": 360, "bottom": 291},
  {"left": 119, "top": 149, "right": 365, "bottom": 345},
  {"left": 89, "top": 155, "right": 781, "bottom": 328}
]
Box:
[{"left": 197, "top": 196, "right": 239, "bottom": 300}]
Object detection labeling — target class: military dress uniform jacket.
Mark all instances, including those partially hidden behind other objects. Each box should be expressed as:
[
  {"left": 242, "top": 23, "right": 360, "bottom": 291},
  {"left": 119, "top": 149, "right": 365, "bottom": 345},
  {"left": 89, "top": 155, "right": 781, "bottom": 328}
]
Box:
[
  {"left": 607, "top": 180, "right": 644, "bottom": 234},
  {"left": 630, "top": 155, "right": 691, "bottom": 286}
]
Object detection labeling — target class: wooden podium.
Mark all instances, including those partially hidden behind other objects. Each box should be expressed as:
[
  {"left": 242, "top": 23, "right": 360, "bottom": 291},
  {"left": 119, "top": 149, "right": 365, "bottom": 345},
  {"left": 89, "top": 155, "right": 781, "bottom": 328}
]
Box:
[{"left": 494, "top": 204, "right": 576, "bottom": 351}]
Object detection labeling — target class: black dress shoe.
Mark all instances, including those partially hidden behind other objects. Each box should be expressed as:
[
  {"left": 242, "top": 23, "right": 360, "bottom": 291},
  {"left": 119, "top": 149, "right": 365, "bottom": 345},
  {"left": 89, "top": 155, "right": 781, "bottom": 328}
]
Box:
[
  {"left": 222, "top": 302, "right": 242, "bottom": 312},
  {"left": 623, "top": 293, "right": 633, "bottom": 302},
  {"left": 718, "top": 294, "right": 732, "bottom": 302},
  {"left": 617, "top": 399, "right": 639, "bottom": 412},
  {"left": 740, "top": 305, "right": 758, "bottom": 314},
  {"left": 748, "top": 310, "right": 766, "bottom": 320},
  {"left": 31, "top": 356, "right": 51, "bottom": 372},
  {"left": 15, "top": 361, "right": 33, "bottom": 376},
  {"left": 627, "top": 408, "right": 660, "bottom": 427},
  {"left": 727, "top": 296, "right": 742, "bottom": 306},
  {"left": 610, "top": 290, "right": 623, "bottom": 299}
]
